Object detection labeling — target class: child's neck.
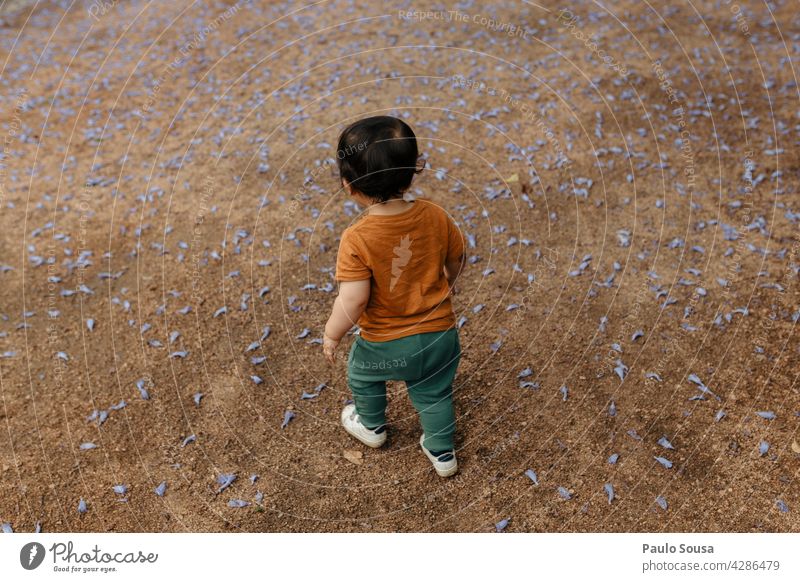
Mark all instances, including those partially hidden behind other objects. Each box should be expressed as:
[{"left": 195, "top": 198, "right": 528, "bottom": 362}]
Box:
[{"left": 364, "top": 197, "right": 415, "bottom": 216}]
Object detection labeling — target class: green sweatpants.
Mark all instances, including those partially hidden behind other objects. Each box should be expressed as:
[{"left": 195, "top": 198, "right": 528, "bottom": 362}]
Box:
[{"left": 347, "top": 327, "right": 461, "bottom": 452}]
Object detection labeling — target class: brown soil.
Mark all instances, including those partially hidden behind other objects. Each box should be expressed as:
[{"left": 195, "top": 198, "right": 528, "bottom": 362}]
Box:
[{"left": 0, "top": 0, "right": 798, "bottom": 532}]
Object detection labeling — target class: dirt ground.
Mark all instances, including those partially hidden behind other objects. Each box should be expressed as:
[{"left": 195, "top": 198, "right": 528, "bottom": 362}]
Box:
[{"left": 0, "top": 0, "right": 798, "bottom": 533}]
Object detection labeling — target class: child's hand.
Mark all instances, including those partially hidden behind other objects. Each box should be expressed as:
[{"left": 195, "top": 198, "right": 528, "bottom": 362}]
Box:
[{"left": 323, "top": 332, "right": 340, "bottom": 364}]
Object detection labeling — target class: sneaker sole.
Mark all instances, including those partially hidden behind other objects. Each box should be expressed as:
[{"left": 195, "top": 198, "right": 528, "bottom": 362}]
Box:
[
  {"left": 419, "top": 434, "right": 458, "bottom": 477},
  {"left": 342, "top": 423, "right": 386, "bottom": 448}
]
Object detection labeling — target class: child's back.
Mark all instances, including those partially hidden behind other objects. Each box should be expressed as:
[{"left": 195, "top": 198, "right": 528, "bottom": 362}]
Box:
[{"left": 336, "top": 197, "right": 465, "bottom": 342}]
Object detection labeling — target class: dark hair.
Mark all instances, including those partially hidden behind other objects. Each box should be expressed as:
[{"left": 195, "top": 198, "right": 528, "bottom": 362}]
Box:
[{"left": 336, "top": 115, "right": 424, "bottom": 203}]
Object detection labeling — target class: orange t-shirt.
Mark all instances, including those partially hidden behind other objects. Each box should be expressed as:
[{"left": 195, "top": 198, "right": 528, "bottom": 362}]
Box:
[{"left": 335, "top": 197, "right": 465, "bottom": 342}]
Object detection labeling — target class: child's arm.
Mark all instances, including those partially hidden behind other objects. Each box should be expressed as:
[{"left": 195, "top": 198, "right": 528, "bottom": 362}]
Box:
[
  {"left": 443, "top": 212, "right": 466, "bottom": 296},
  {"left": 323, "top": 279, "right": 371, "bottom": 363}
]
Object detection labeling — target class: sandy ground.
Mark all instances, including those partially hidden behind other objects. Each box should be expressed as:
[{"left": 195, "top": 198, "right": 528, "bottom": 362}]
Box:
[{"left": 0, "top": 0, "right": 798, "bottom": 532}]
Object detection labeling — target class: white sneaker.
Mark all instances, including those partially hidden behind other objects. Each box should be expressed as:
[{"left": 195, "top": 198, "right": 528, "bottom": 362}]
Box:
[
  {"left": 419, "top": 433, "right": 458, "bottom": 477},
  {"left": 341, "top": 404, "right": 386, "bottom": 448}
]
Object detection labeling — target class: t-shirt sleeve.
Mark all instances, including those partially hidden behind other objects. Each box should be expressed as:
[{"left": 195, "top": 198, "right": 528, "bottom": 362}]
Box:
[
  {"left": 335, "top": 229, "right": 372, "bottom": 281},
  {"left": 445, "top": 214, "right": 465, "bottom": 263}
]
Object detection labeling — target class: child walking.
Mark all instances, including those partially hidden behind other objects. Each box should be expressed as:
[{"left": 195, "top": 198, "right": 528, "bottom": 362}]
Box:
[{"left": 322, "top": 116, "right": 465, "bottom": 477}]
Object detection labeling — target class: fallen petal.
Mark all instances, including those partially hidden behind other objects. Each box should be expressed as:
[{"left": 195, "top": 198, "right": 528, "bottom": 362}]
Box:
[{"left": 654, "top": 456, "right": 673, "bottom": 469}]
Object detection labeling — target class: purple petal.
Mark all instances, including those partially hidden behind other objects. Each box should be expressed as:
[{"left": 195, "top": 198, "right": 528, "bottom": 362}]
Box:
[
  {"left": 657, "top": 436, "right": 675, "bottom": 450},
  {"left": 135, "top": 378, "right": 150, "bottom": 400},
  {"left": 627, "top": 429, "right": 642, "bottom": 441},
  {"left": 281, "top": 410, "right": 296, "bottom": 429},
  {"left": 613, "top": 359, "right": 628, "bottom": 381},
  {"left": 654, "top": 456, "right": 673, "bottom": 469},
  {"left": 217, "top": 473, "right": 237, "bottom": 493},
  {"left": 604, "top": 483, "right": 615, "bottom": 504}
]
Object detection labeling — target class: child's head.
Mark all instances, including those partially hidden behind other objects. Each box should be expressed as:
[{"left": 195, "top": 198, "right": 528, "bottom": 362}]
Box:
[{"left": 336, "top": 115, "right": 424, "bottom": 203}]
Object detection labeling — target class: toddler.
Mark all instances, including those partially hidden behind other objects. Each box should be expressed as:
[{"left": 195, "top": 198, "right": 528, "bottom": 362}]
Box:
[{"left": 322, "top": 115, "right": 465, "bottom": 477}]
